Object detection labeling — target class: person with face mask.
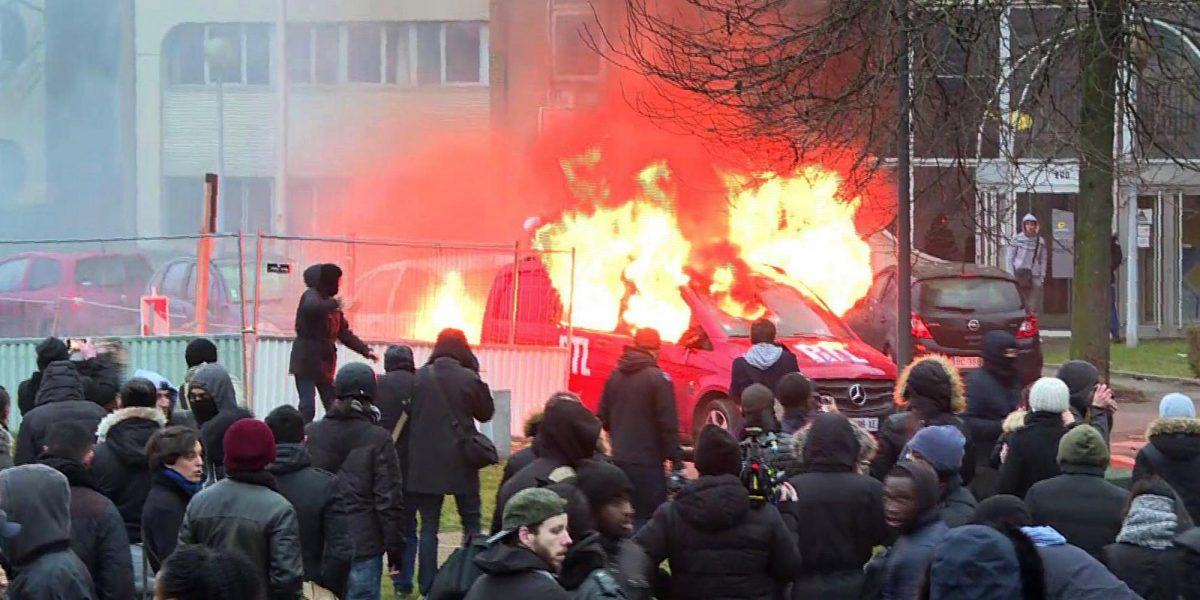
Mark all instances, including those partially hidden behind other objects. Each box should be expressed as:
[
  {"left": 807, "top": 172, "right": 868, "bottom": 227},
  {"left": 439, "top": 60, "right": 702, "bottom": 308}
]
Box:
[
  {"left": 37, "top": 422, "right": 133, "bottom": 600},
  {"left": 964, "top": 331, "right": 1022, "bottom": 500},
  {"left": 187, "top": 363, "right": 251, "bottom": 483},
  {"left": 289, "top": 263, "right": 377, "bottom": 423},
  {"left": 466, "top": 487, "right": 574, "bottom": 599},
  {"left": 868, "top": 459, "right": 948, "bottom": 600}
]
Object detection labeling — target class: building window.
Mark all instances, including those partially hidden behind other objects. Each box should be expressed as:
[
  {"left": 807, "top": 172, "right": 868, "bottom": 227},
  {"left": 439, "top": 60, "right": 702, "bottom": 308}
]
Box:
[
  {"left": 164, "top": 23, "right": 273, "bottom": 85},
  {"left": 285, "top": 21, "right": 487, "bottom": 86},
  {"left": 552, "top": 10, "right": 601, "bottom": 79}
]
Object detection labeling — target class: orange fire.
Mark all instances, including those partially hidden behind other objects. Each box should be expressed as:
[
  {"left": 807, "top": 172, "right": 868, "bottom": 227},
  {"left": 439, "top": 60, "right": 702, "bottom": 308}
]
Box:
[
  {"left": 414, "top": 270, "right": 483, "bottom": 344},
  {"left": 535, "top": 151, "right": 874, "bottom": 340}
]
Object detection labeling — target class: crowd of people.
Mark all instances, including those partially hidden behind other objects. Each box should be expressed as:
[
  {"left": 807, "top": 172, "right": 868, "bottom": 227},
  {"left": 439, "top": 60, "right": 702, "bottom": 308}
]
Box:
[{"left": 0, "top": 263, "right": 1196, "bottom": 600}]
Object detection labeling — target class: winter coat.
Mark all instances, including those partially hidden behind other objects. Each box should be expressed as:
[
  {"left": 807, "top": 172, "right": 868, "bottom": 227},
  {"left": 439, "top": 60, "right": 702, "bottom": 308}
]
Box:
[
  {"left": 938, "top": 477, "right": 979, "bottom": 528},
  {"left": 1103, "top": 542, "right": 1187, "bottom": 600},
  {"left": 91, "top": 406, "right": 165, "bottom": 543},
  {"left": 871, "top": 356, "right": 974, "bottom": 484},
  {"left": 558, "top": 532, "right": 641, "bottom": 600},
  {"left": 37, "top": 456, "right": 133, "bottom": 600},
  {"left": 0, "top": 426, "right": 12, "bottom": 471},
  {"left": 464, "top": 543, "right": 572, "bottom": 600},
  {"left": 1133, "top": 417, "right": 1200, "bottom": 523},
  {"left": 598, "top": 348, "right": 681, "bottom": 467},
  {"left": 178, "top": 471, "right": 304, "bottom": 600},
  {"left": 376, "top": 345, "right": 416, "bottom": 438},
  {"left": 288, "top": 264, "right": 371, "bottom": 382},
  {"left": 1175, "top": 526, "right": 1200, "bottom": 600},
  {"left": 597, "top": 536, "right": 654, "bottom": 600},
  {"left": 0, "top": 464, "right": 97, "bottom": 599},
  {"left": 780, "top": 413, "right": 888, "bottom": 599},
  {"left": 268, "top": 442, "right": 351, "bottom": 594},
  {"left": 404, "top": 356, "right": 495, "bottom": 496},
  {"left": 14, "top": 360, "right": 108, "bottom": 466},
  {"left": 878, "top": 513, "right": 949, "bottom": 600},
  {"left": 927, "top": 525, "right": 1024, "bottom": 600},
  {"left": 17, "top": 371, "right": 42, "bottom": 417},
  {"left": 729, "top": 343, "right": 800, "bottom": 401},
  {"left": 142, "top": 468, "right": 197, "bottom": 573},
  {"left": 995, "top": 410, "right": 1067, "bottom": 498},
  {"left": 1023, "top": 525, "right": 1140, "bottom": 600},
  {"left": 1026, "top": 467, "right": 1130, "bottom": 558},
  {"left": 190, "top": 363, "right": 252, "bottom": 483},
  {"left": 306, "top": 399, "right": 405, "bottom": 560},
  {"left": 963, "top": 333, "right": 1021, "bottom": 499},
  {"left": 634, "top": 474, "right": 802, "bottom": 600}
]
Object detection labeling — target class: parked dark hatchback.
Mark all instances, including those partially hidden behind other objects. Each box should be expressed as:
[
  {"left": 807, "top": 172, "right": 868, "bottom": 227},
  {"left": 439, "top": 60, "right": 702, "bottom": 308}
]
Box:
[{"left": 845, "top": 263, "right": 1043, "bottom": 385}]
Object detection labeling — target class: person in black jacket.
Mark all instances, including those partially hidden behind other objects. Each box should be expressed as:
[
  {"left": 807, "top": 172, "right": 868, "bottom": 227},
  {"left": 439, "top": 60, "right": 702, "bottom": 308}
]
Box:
[
  {"left": 306, "top": 362, "right": 405, "bottom": 600},
  {"left": 780, "top": 412, "right": 888, "bottom": 599},
  {"left": 871, "top": 356, "right": 975, "bottom": 485},
  {"left": 17, "top": 336, "right": 69, "bottom": 417},
  {"left": 0, "top": 464, "right": 97, "bottom": 599},
  {"left": 38, "top": 422, "right": 133, "bottom": 600},
  {"left": 573, "top": 460, "right": 655, "bottom": 600},
  {"left": 376, "top": 345, "right": 415, "bottom": 439},
  {"left": 0, "top": 386, "right": 13, "bottom": 471},
  {"left": 142, "top": 426, "right": 204, "bottom": 573},
  {"left": 1103, "top": 477, "right": 1190, "bottom": 600},
  {"left": 153, "top": 545, "right": 263, "bottom": 600},
  {"left": 289, "top": 263, "right": 377, "bottom": 423},
  {"left": 465, "top": 488, "right": 573, "bottom": 599},
  {"left": 729, "top": 319, "right": 801, "bottom": 406},
  {"left": 15, "top": 359, "right": 108, "bottom": 466},
  {"left": 777, "top": 372, "right": 814, "bottom": 434},
  {"left": 997, "top": 377, "right": 1071, "bottom": 498},
  {"left": 266, "top": 405, "right": 351, "bottom": 598},
  {"left": 598, "top": 328, "right": 682, "bottom": 529},
  {"left": 403, "top": 329, "right": 494, "bottom": 595},
  {"left": 963, "top": 331, "right": 1021, "bottom": 500},
  {"left": 178, "top": 419, "right": 303, "bottom": 599},
  {"left": 1056, "top": 360, "right": 1117, "bottom": 442},
  {"left": 634, "top": 425, "right": 802, "bottom": 600},
  {"left": 92, "top": 378, "right": 166, "bottom": 554},
  {"left": 903, "top": 424, "right": 978, "bottom": 528},
  {"left": 493, "top": 398, "right": 602, "bottom": 532},
  {"left": 1026, "top": 424, "right": 1129, "bottom": 558},
  {"left": 187, "top": 363, "right": 251, "bottom": 483},
  {"left": 1133, "top": 394, "right": 1200, "bottom": 524}
]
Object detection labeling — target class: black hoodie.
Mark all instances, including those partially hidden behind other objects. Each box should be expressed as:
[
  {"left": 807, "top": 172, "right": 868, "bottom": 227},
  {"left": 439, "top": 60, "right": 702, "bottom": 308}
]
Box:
[
  {"left": 597, "top": 347, "right": 681, "bottom": 466},
  {"left": 635, "top": 473, "right": 802, "bottom": 599},
  {"left": 782, "top": 414, "right": 888, "bottom": 598},
  {"left": 1056, "top": 360, "right": 1113, "bottom": 442},
  {"left": 288, "top": 263, "right": 371, "bottom": 382},
  {"left": 376, "top": 345, "right": 416, "bottom": 437},
  {"left": 17, "top": 337, "right": 70, "bottom": 416},
  {"left": 190, "top": 363, "right": 252, "bottom": 483},
  {"left": 15, "top": 360, "right": 108, "bottom": 466},
  {"left": 464, "top": 543, "right": 572, "bottom": 599},
  {"left": 267, "top": 443, "right": 351, "bottom": 596},
  {"left": 91, "top": 406, "right": 167, "bottom": 543},
  {"left": 0, "top": 464, "right": 97, "bottom": 599}
]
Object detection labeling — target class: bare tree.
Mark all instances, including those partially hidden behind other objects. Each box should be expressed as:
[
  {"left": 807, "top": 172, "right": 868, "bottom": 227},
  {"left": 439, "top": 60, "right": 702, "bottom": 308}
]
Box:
[{"left": 591, "top": 0, "right": 1200, "bottom": 377}]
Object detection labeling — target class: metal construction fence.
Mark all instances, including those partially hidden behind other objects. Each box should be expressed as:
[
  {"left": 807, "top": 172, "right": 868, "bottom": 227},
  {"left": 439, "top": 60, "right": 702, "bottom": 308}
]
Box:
[{"left": 0, "top": 233, "right": 576, "bottom": 437}]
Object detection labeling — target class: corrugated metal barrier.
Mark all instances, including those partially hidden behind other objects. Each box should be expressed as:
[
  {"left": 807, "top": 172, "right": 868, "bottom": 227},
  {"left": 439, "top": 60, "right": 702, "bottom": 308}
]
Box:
[
  {"left": 0, "top": 335, "right": 244, "bottom": 430},
  {"left": 252, "top": 337, "right": 569, "bottom": 438}
]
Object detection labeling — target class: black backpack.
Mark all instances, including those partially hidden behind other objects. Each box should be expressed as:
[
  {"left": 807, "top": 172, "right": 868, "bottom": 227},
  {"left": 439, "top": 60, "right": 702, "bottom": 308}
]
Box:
[{"left": 427, "top": 534, "right": 491, "bottom": 600}]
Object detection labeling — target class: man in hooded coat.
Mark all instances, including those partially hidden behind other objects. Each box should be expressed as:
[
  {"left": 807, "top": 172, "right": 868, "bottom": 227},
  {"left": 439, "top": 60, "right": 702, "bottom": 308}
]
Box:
[
  {"left": 15, "top": 358, "right": 108, "bottom": 466},
  {"left": 963, "top": 331, "right": 1022, "bottom": 499},
  {"left": 187, "top": 363, "right": 252, "bottom": 483},
  {"left": 0, "top": 464, "right": 97, "bottom": 598},
  {"left": 289, "top": 263, "right": 376, "bottom": 423},
  {"left": 17, "top": 336, "right": 69, "bottom": 417},
  {"left": 729, "top": 319, "right": 800, "bottom": 406}
]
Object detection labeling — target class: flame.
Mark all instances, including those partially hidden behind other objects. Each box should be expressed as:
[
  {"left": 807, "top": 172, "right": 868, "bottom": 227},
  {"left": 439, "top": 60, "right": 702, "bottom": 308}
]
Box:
[
  {"left": 414, "top": 270, "right": 483, "bottom": 344},
  {"left": 535, "top": 151, "right": 874, "bottom": 340},
  {"left": 726, "top": 167, "right": 874, "bottom": 315}
]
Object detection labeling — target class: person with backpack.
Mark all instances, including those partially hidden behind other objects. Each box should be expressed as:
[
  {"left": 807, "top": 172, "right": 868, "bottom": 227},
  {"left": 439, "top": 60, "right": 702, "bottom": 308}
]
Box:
[
  {"left": 464, "top": 488, "right": 573, "bottom": 599},
  {"left": 738, "top": 384, "right": 802, "bottom": 479},
  {"left": 1008, "top": 213, "right": 1046, "bottom": 313},
  {"left": 1133, "top": 393, "right": 1200, "bottom": 523},
  {"left": 871, "top": 356, "right": 974, "bottom": 485}
]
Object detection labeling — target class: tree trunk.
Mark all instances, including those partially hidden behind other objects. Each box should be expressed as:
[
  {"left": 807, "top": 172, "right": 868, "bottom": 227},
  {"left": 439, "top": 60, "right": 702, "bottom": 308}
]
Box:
[{"left": 1072, "top": 0, "right": 1125, "bottom": 379}]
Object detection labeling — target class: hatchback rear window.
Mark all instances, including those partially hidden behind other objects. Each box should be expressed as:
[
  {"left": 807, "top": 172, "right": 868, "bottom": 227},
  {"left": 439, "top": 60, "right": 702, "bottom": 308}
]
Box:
[
  {"left": 916, "top": 277, "right": 1024, "bottom": 313},
  {"left": 75, "top": 256, "right": 151, "bottom": 288}
]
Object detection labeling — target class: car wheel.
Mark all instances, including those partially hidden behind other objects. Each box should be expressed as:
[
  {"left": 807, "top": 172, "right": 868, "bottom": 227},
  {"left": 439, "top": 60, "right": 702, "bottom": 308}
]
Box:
[{"left": 694, "top": 396, "right": 742, "bottom": 441}]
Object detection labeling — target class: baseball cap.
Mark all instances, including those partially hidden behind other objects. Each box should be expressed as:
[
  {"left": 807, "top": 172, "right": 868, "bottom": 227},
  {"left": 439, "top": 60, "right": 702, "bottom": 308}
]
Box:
[{"left": 487, "top": 487, "right": 567, "bottom": 544}]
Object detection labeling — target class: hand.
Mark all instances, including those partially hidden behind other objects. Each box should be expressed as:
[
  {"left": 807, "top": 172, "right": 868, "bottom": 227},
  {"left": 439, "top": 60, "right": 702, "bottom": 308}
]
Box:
[
  {"left": 999, "top": 442, "right": 1010, "bottom": 465},
  {"left": 1091, "top": 384, "right": 1118, "bottom": 412},
  {"left": 386, "top": 548, "right": 404, "bottom": 576},
  {"left": 777, "top": 482, "right": 798, "bottom": 503},
  {"left": 365, "top": 350, "right": 379, "bottom": 362}
]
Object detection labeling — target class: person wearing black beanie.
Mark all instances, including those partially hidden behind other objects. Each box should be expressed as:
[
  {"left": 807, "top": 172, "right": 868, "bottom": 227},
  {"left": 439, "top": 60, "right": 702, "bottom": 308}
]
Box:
[
  {"left": 185, "top": 338, "right": 219, "bottom": 368},
  {"left": 17, "top": 336, "right": 70, "bottom": 416},
  {"left": 634, "top": 425, "right": 801, "bottom": 599}
]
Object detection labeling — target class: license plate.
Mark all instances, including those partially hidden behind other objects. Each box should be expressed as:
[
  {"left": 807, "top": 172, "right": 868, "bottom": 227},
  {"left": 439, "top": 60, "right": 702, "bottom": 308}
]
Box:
[
  {"left": 951, "top": 356, "right": 983, "bottom": 369},
  {"left": 851, "top": 417, "right": 879, "bottom": 432}
]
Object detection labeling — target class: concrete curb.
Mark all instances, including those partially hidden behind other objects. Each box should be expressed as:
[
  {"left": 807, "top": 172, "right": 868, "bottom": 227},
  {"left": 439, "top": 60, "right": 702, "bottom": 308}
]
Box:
[{"left": 1045, "top": 362, "right": 1200, "bottom": 387}]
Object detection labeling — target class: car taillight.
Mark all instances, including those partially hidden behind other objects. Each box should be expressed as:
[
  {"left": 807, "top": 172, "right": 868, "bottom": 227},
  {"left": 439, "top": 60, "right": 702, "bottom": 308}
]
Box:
[
  {"left": 911, "top": 313, "right": 934, "bottom": 340},
  {"left": 1017, "top": 312, "right": 1039, "bottom": 339}
]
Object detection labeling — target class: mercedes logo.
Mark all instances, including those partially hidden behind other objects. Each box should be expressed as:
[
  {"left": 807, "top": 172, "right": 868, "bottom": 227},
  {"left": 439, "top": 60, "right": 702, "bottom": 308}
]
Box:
[
  {"left": 967, "top": 319, "right": 981, "bottom": 332},
  {"left": 848, "top": 384, "right": 867, "bottom": 406}
]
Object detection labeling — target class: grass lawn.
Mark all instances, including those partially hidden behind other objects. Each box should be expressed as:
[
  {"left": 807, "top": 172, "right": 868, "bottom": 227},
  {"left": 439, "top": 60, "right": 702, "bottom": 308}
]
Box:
[{"left": 1042, "top": 337, "right": 1194, "bottom": 379}]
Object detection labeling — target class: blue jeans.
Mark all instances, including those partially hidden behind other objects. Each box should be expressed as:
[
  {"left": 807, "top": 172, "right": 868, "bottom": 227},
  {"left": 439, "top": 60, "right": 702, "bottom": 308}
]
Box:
[
  {"left": 345, "top": 554, "right": 383, "bottom": 600},
  {"left": 397, "top": 492, "right": 483, "bottom": 595},
  {"left": 294, "top": 376, "right": 334, "bottom": 423}
]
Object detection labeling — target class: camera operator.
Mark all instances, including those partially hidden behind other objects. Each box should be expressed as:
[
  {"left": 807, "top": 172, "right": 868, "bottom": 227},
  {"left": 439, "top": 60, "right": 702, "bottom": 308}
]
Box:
[{"left": 737, "top": 384, "right": 802, "bottom": 481}]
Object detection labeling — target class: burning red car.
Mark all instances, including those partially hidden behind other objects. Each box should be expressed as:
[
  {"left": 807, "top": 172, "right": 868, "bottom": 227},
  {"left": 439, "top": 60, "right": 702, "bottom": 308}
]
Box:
[{"left": 483, "top": 261, "right": 896, "bottom": 442}]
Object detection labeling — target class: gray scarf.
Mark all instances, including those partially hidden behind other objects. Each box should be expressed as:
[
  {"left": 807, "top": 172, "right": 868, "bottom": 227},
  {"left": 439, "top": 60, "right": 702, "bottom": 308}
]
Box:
[
  {"left": 1116, "top": 494, "right": 1177, "bottom": 549},
  {"left": 745, "top": 343, "right": 783, "bottom": 370}
]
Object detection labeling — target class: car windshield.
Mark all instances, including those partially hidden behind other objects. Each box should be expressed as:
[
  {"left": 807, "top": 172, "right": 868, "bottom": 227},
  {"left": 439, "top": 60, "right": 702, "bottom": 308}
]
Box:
[
  {"left": 915, "top": 277, "right": 1024, "bottom": 313},
  {"left": 700, "top": 282, "right": 853, "bottom": 339}
]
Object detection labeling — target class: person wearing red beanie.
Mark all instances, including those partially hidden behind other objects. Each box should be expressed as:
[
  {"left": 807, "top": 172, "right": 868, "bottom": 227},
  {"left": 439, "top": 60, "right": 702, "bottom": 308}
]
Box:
[{"left": 178, "top": 419, "right": 303, "bottom": 598}]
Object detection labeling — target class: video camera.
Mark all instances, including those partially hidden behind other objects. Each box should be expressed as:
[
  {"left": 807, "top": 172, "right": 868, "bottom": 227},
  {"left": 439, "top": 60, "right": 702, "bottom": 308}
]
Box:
[{"left": 739, "top": 427, "right": 788, "bottom": 507}]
